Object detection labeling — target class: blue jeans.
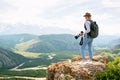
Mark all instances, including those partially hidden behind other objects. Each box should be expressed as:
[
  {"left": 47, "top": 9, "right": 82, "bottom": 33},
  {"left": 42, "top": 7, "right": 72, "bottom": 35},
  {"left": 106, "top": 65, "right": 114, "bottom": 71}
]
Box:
[{"left": 80, "top": 35, "right": 93, "bottom": 59}]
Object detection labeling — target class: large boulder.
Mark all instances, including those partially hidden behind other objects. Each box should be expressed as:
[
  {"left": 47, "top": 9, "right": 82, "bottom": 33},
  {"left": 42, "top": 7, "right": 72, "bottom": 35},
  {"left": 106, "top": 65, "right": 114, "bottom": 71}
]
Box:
[{"left": 46, "top": 55, "right": 109, "bottom": 80}]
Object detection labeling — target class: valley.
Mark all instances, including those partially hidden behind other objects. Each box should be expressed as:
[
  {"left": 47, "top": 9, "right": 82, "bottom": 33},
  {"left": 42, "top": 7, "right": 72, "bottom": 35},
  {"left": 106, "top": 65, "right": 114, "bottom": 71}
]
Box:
[{"left": 0, "top": 34, "right": 120, "bottom": 80}]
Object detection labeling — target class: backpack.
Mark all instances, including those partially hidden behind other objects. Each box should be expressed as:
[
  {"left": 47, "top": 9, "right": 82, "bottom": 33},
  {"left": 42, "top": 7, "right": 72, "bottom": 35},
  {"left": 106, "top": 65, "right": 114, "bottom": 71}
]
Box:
[{"left": 87, "top": 20, "right": 99, "bottom": 38}]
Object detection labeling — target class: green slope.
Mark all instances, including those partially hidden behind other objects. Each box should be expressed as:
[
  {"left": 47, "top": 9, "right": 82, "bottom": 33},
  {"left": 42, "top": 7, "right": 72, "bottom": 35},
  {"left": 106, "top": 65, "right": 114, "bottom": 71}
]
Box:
[
  {"left": 0, "top": 47, "right": 27, "bottom": 69},
  {"left": 0, "top": 34, "right": 37, "bottom": 50},
  {"left": 15, "top": 39, "right": 39, "bottom": 51},
  {"left": 15, "top": 34, "right": 79, "bottom": 53}
]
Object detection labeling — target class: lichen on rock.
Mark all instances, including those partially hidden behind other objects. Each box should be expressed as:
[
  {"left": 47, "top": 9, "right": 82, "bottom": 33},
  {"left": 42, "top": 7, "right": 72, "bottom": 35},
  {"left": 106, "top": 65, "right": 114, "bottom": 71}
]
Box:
[{"left": 46, "top": 55, "right": 109, "bottom": 80}]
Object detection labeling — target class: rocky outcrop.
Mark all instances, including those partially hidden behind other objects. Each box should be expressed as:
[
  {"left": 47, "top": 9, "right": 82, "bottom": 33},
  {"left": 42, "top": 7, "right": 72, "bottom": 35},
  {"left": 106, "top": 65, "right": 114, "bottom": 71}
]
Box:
[{"left": 46, "top": 55, "right": 109, "bottom": 80}]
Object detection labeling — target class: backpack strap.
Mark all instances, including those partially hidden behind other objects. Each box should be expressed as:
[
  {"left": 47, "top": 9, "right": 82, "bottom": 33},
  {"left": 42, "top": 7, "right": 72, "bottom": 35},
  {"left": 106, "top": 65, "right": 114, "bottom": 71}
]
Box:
[{"left": 88, "top": 20, "right": 93, "bottom": 23}]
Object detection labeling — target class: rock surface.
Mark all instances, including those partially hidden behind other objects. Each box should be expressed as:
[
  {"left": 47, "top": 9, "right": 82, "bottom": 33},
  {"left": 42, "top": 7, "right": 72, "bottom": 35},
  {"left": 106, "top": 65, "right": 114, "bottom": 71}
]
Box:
[{"left": 46, "top": 55, "right": 109, "bottom": 80}]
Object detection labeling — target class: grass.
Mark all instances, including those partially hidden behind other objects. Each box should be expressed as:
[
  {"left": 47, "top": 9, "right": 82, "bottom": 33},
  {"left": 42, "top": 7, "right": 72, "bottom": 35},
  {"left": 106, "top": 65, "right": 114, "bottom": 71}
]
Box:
[
  {"left": 13, "top": 49, "right": 117, "bottom": 69},
  {"left": 15, "top": 39, "right": 39, "bottom": 51},
  {"left": 0, "top": 49, "right": 119, "bottom": 79},
  {"left": 0, "top": 69, "right": 46, "bottom": 77},
  {"left": 18, "top": 51, "right": 79, "bottom": 69},
  {"left": 14, "top": 51, "right": 41, "bottom": 58},
  {"left": 0, "top": 78, "right": 32, "bottom": 80},
  {"left": 0, "top": 51, "right": 80, "bottom": 79}
]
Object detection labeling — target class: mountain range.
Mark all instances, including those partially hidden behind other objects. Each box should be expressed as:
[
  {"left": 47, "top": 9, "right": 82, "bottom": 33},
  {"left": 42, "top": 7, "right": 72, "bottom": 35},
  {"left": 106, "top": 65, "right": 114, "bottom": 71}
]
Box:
[
  {"left": 0, "top": 34, "right": 120, "bottom": 69},
  {"left": 15, "top": 34, "right": 79, "bottom": 53},
  {"left": 0, "top": 34, "right": 120, "bottom": 53}
]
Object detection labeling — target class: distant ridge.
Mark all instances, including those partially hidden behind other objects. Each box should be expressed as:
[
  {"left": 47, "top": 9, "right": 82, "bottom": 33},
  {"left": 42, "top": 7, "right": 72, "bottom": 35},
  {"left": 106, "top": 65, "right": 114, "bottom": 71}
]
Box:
[
  {"left": 0, "top": 34, "right": 119, "bottom": 53},
  {"left": 0, "top": 34, "right": 37, "bottom": 50},
  {"left": 15, "top": 34, "right": 79, "bottom": 53},
  {"left": 0, "top": 47, "right": 26, "bottom": 69}
]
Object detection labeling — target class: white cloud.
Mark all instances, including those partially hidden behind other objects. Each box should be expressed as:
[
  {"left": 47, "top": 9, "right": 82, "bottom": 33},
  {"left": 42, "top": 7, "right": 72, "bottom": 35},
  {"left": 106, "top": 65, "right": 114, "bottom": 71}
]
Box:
[
  {"left": 0, "top": 0, "right": 59, "bottom": 23},
  {"left": 102, "top": 0, "right": 120, "bottom": 7},
  {"left": 0, "top": 0, "right": 120, "bottom": 35},
  {"left": 0, "top": 0, "right": 90, "bottom": 24}
]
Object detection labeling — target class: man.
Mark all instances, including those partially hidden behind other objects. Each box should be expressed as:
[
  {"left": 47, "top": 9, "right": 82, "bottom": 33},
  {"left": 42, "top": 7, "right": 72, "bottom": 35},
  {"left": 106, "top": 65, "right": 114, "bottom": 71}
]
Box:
[{"left": 79, "top": 12, "right": 93, "bottom": 64}]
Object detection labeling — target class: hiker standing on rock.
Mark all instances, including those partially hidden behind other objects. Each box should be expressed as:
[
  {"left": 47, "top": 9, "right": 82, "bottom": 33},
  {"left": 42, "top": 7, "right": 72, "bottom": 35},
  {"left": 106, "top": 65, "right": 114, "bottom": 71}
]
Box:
[{"left": 75, "top": 12, "right": 99, "bottom": 64}]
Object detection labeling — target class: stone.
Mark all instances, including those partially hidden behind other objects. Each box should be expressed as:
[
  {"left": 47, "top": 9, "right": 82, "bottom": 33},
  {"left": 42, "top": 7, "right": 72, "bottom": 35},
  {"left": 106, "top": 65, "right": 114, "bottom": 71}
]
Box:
[{"left": 46, "top": 55, "right": 109, "bottom": 80}]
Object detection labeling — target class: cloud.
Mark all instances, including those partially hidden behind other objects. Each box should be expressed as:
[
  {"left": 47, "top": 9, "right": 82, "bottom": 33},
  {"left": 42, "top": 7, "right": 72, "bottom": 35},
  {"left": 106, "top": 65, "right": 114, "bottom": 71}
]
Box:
[
  {"left": 0, "top": 0, "right": 15, "bottom": 13},
  {"left": 0, "top": 0, "right": 120, "bottom": 35},
  {"left": 102, "top": 0, "right": 120, "bottom": 7},
  {"left": 0, "top": 0, "right": 91, "bottom": 24}
]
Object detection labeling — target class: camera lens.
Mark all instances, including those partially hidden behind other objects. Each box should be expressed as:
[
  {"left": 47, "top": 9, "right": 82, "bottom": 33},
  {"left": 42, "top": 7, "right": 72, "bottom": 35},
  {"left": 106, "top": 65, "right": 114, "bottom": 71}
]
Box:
[
  {"left": 74, "top": 35, "right": 78, "bottom": 39},
  {"left": 81, "top": 31, "right": 83, "bottom": 33}
]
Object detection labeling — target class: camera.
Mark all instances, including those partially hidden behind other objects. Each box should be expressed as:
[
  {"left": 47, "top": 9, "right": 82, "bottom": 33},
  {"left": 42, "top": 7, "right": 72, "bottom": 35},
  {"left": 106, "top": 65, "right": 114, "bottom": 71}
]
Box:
[
  {"left": 74, "top": 31, "right": 83, "bottom": 39},
  {"left": 74, "top": 31, "right": 84, "bottom": 45},
  {"left": 74, "top": 35, "right": 79, "bottom": 39}
]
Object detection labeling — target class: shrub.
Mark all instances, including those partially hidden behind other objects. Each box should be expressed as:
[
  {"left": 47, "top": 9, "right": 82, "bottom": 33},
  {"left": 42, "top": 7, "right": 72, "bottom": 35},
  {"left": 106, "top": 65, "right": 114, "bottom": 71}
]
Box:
[{"left": 96, "top": 58, "right": 120, "bottom": 80}]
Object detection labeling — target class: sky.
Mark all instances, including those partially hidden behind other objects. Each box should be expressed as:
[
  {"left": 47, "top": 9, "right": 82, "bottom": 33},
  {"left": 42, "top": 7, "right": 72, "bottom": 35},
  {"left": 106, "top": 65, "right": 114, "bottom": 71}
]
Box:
[{"left": 0, "top": 0, "right": 120, "bottom": 35}]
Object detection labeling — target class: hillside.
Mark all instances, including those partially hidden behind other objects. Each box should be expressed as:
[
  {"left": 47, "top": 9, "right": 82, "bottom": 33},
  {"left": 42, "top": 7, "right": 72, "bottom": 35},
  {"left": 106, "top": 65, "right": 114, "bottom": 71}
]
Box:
[
  {"left": 114, "top": 44, "right": 120, "bottom": 49},
  {"left": 108, "top": 38, "right": 120, "bottom": 54},
  {"left": 0, "top": 34, "right": 37, "bottom": 50},
  {"left": 93, "top": 35, "right": 120, "bottom": 47},
  {"left": 15, "top": 34, "right": 120, "bottom": 53},
  {"left": 0, "top": 47, "right": 26, "bottom": 69},
  {"left": 0, "top": 33, "right": 119, "bottom": 53},
  {"left": 0, "top": 34, "right": 119, "bottom": 79},
  {"left": 15, "top": 34, "right": 79, "bottom": 53},
  {"left": 112, "top": 38, "right": 120, "bottom": 49},
  {"left": 111, "top": 38, "right": 120, "bottom": 45}
]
